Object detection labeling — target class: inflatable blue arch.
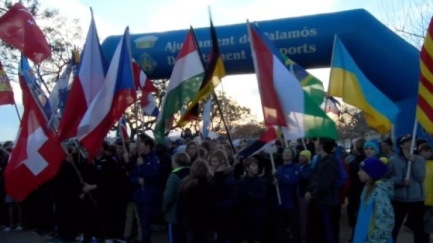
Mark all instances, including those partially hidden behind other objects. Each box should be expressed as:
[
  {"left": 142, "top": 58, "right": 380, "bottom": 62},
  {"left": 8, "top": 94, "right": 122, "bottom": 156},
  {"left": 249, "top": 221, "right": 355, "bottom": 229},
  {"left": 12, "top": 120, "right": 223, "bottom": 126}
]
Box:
[{"left": 101, "top": 9, "right": 426, "bottom": 142}]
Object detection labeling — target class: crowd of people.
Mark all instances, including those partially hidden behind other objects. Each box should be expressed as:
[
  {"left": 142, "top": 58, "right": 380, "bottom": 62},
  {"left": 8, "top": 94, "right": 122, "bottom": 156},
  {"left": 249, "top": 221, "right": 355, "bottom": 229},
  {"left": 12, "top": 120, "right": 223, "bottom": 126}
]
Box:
[{"left": 0, "top": 130, "right": 432, "bottom": 243}]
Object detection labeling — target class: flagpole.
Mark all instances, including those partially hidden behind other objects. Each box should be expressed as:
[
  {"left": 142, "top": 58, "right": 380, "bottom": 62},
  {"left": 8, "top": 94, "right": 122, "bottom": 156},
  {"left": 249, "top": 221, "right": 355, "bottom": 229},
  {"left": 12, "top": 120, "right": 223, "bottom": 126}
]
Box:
[
  {"left": 324, "top": 34, "right": 338, "bottom": 115},
  {"left": 119, "top": 117, "right": 128, "bottom": 153},
  {"left": 213, "top": 91, "right": 236, "bottom": 153},
  {"left": 134, "top": 99, "right": 140, "bottom": 139},
  {"left": 406, "top": 119, "right": 418, "bottom": 179},
  {"left": 13, "top": 103, "right": 21, "bottom": 122}
]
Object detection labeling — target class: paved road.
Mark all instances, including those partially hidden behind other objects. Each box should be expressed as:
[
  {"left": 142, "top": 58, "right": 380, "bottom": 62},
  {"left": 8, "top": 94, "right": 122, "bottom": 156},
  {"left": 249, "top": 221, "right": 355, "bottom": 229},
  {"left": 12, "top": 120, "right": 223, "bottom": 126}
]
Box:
[{"left": 0, "top": 209, "right": 415, "bottom": 243}]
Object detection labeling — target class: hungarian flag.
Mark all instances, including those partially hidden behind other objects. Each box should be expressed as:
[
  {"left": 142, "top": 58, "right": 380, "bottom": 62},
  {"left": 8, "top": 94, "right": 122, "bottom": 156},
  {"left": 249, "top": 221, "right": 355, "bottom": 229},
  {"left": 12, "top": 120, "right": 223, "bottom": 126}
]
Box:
[
  {"left": 417, "top": 17, "right": 433, "bottom": 134},
  {"left": 247, "top": 22, "right": 338, "bottom": 140},
  {"left": 0, "top": 60, "right": 14, "bottom": 105},
  {"left": 5, "top": 77, "right": 66, "bottom": 202},
  {"left": 0, "top": 2, "right": 51, "bottom": 64},
  {"left": 177, "top": 17, "right": 225, "bottom": 126},
  {"left": 154, "top": 27, "right": 205, "bottom": 144}
]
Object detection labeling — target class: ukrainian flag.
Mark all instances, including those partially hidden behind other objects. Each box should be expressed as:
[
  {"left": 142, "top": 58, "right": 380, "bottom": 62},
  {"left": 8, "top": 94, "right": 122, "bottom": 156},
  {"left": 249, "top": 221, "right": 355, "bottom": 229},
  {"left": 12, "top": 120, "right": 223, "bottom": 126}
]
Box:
[{"left": 328, "top": 37, "right": 399, "bottom": 134}]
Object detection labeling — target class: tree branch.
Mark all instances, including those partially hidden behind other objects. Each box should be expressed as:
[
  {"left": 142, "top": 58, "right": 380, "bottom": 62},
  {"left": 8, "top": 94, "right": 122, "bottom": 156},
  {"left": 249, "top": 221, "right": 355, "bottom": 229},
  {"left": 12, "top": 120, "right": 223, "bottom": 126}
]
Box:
[{"left": 394, "top": 28, "right": 425, "bottom": 39}]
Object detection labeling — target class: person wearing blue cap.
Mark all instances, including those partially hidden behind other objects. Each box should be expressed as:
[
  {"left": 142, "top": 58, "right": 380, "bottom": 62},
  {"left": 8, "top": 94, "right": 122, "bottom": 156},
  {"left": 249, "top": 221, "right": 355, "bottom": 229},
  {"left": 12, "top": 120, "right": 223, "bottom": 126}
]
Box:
[{"left": 353, "top": 157, "right": 394, "bottom": 243}]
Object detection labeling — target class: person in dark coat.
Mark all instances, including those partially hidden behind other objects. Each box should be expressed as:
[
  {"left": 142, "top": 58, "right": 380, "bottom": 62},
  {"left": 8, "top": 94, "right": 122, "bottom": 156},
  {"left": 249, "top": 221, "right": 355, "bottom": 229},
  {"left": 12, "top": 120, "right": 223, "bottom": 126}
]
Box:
[
  {"left": 238, "top": 156, "right": 267, "bottom": 243},
  {"left": 274, "top": 148, "right": 301, "bottom": 243},
  {"left": 177, "top": 159, "right": 218, "bottom": 243},
  {"left": 53, "top": 152, "right": 82, "bottom": 242},
  {"left": 210, "top": 150, "right": 239, "bottom": 243},
  {"left": 163, "top": 152, "right": 191, "bottom": 243},
  {"left": 346, "top": 138, "right": 366, "bottom": 242},
  {"left": 82, "top": 144, "right": 128, "bottom": 242},
  {"left": 305, "top": 137, "right": 339, "bottom": 243},
  {"left": 154, "top": 144, "right": 173, "bottom": 228},
  {"left": 79, "top": 142, "right": 108, "bottom": 243},
  {"left": 129, "top": 137, "right": 161, "bottom": 243}
]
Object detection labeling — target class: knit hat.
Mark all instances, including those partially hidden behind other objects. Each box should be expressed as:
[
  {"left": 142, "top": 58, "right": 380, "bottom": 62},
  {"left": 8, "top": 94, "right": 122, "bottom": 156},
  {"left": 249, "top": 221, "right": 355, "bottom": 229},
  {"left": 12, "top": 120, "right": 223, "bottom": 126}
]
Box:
[
  {"left": 379, "top": 157, "right": 389, "bottom": 165},
  {"left": 299, "top": 150, "right": 311, "bottom": 161},
  {"left": 284, "top": 147, "right": 296, "bottom": 158},
  {"left": 363, "top": 140, "right": 379, "bottom": 154},
  {"left": 360, "top": 157, "right": 388, "bottom": 180}
]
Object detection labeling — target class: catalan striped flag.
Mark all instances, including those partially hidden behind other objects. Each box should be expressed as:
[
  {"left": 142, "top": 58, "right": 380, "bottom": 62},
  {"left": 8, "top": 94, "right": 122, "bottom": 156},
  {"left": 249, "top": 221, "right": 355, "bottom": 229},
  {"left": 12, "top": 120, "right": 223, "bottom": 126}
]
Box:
[{"left": 417, "top": 17, "right": 433, "bottom": 134}]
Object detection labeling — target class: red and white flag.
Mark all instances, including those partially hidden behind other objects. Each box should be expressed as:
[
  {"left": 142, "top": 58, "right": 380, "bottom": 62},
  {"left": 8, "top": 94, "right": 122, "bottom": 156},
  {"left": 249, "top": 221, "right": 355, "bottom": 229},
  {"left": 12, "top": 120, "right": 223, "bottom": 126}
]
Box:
[
  {"left": 5, "top": 78, "right": 66, "bottom": 202},
  {"left": 57, "top": 9, "right": 106, "bottom": 140},
  {"left": 0, "top": 2, "right": 51, "bottom": 64},
  {"left": 132, "top": 60, "right": 159, "bottom": 117},
  {"left": 77, "top": 27, "right": 136, "bottom": 158}
]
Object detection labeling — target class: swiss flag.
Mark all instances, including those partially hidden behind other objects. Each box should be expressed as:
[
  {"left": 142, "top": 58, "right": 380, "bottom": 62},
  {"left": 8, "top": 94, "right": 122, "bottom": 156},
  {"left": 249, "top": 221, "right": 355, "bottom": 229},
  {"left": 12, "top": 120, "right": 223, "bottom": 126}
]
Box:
[
  {"left": 0, "top": 2, "right": 51, "bottom": 64},
  {"left": 5, "top": 78, "right": 66, "bottom": 202}
]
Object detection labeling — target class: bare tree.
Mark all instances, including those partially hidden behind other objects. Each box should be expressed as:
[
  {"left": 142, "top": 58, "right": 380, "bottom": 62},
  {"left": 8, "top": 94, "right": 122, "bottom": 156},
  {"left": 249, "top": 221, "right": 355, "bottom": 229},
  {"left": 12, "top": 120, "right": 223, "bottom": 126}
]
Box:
[
  {"left": 380, "top": 0, "right": 433, "bottom": 48},
  {"left": 230, "top": 122, "right": 266, "bottom": 139},
  {"left": 112, "top": 78, "right": 254, "bottom": 140},
  {"left": 336, "top": 104, "right": 371, "bottom": 140},
  {"left": 0, "top": 0, "right": 83, "bottom": 86}
]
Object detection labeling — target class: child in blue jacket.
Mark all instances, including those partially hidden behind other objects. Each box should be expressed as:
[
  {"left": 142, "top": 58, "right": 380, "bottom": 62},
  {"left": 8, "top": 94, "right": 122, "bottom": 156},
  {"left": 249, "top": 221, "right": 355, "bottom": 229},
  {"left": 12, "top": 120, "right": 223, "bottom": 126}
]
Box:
[
  {"left": 274, "top": 148, "right": 301, "bottom": 243},
  {"left": 354, "top": 157, "right": 394, "bottom": 243}
]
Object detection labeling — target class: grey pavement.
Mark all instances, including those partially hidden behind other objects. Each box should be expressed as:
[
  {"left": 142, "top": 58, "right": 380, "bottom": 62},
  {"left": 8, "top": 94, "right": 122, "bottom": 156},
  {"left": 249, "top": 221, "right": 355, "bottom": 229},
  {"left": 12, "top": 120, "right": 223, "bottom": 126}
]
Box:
[{"left": 0, "top": 209, "right": 414, "bottom": 243}]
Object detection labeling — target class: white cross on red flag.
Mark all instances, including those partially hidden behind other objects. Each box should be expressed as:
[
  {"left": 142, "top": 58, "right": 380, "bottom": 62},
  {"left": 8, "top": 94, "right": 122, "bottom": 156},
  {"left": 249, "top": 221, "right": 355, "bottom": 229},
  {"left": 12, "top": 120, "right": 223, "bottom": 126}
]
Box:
[{"left": 4, "top": 78, "right": 66, "bottom": 202}]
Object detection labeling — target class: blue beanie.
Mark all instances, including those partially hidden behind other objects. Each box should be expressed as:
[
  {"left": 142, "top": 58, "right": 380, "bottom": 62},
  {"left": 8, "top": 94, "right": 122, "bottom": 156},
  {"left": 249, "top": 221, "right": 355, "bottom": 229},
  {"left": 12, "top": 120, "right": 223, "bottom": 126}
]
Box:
[
  {"left": 364, "top": 140, "right": 379, "bottom": 154},
  {"left": 360, "top": 157, "right": 388, "bottom": 180}
]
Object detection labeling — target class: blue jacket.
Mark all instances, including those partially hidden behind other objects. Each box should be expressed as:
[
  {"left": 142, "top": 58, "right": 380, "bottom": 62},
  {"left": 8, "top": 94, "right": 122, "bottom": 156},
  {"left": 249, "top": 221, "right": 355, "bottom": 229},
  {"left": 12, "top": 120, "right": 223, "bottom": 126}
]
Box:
[
  {"left": 353, "top": 180, "right": 394, "bottom": 243},
  {"left": 238, "top": 175, "right": 267, "bottom": 218},
  {"left": 130, "top": 151, "right": 161, "bottom": 203},
  {"left": 275, "top": 163, "right": 300, "bottom": 209}
]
